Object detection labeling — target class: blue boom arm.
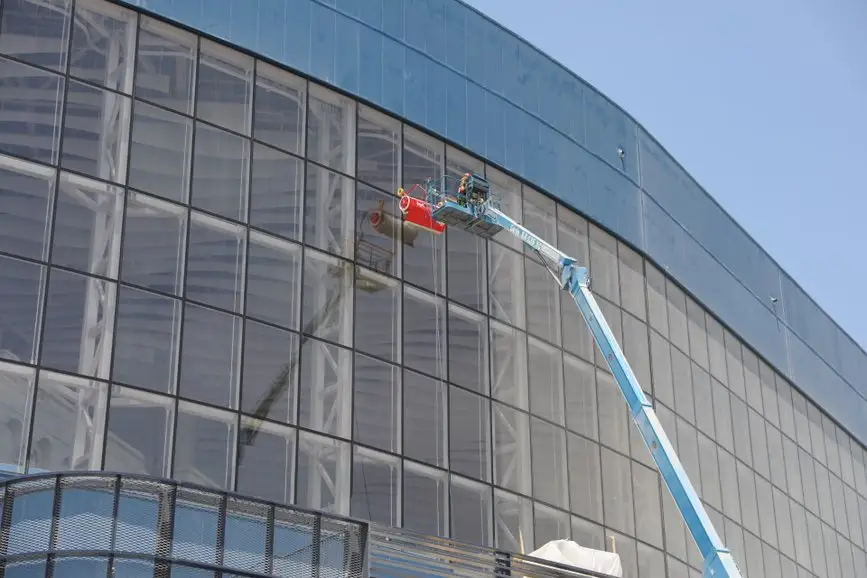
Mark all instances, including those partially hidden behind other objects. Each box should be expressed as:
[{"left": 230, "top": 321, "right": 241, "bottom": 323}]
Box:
[{"left": 424, "top": 176, "right": 743, "bottom": 578}]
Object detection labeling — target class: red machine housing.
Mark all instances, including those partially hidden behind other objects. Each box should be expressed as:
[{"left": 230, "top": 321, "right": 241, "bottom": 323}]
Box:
[{"left": 399, "top": 194, "right": 446, "bottom": 234}]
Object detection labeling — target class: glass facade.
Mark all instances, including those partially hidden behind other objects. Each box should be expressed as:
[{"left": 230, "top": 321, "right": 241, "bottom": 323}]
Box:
[
  {"left": 105, "top": 0, "right": 867, "bottom": 445},
  {"left": 0, "top": 2, "right": 865, "bottom": 578}
]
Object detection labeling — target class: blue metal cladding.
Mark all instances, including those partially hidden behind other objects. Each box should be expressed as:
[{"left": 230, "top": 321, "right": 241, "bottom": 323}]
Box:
[{"left": 120, "top": 0, "right": 867, "bottom": 444}]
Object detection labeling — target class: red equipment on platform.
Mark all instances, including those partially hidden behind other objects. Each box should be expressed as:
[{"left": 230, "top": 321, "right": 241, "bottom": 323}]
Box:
[{"left": 397, "top": 188, "right": 446, "bottom": 234}]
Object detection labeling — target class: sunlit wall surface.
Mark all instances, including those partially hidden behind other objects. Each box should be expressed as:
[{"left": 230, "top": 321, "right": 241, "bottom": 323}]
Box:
[
  {"left": 0, "top": 472, "right": 368, "bottom": 577},
  {"left": 0, "top": 2, "right": 866, "bottom": 578}
]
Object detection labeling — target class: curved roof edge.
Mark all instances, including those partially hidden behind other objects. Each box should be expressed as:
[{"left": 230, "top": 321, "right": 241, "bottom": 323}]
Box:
[{"left": 118, "top": 0, "right": 867, "bottom": 445}]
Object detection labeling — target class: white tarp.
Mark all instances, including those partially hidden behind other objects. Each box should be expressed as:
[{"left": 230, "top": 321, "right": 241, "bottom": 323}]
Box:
[{"left": 528, "top": 539, "right": 623, "bottom": 577}]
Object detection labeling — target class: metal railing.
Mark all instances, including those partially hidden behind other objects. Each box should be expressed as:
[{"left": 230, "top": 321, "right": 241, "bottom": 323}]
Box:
[
  {"left": 0, "top": 471, "right": 368, "bottom": 578},
  {"left": 369, "top": 525, "right": 616, "bottom": 578}
]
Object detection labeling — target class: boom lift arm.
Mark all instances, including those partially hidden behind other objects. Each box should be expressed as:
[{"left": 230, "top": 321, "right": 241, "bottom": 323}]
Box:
[{"left": 401, "top": 175, "right": 743, "bottom": 578}]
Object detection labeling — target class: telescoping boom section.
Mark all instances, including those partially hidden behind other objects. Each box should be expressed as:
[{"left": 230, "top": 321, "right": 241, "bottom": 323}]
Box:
[{"left": 397, "top": 174, "right": 744, "bottom": 578}]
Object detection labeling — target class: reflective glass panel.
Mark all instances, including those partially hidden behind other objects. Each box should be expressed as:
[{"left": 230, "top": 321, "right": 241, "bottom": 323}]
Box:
[
  {"left": 0, "top": 0, "right": 72, "bottom": 72},
  {"left": 0, "top": 57, "right": 64, "bottom": 165},
  {"left": 196, "top": 38, "right": 253, "bottom": 135},
  {"left": 128, "top": 100, "right": 193, "bottom": 203},
  {"left": 191, "top": 121, "right": 250, "bottom": 222},
  {"left": 0, "top": 255, "right": 43, "bottom": 365},
  {"left": 135, "top": 17, "right": 197, "bottom": 115},
  {"left": 253, "top": 61, "right": 305, "bottom": 156}
]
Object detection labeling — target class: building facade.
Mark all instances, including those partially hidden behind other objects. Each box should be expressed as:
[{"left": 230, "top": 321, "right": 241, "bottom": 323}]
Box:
[{"left": 0, "top": 1, "right": 865, "bottom": 578}]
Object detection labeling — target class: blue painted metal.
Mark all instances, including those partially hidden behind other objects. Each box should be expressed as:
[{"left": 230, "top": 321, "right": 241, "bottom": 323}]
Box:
[{"left": 420, "top": 177, "right": 745, "bottom": 578}]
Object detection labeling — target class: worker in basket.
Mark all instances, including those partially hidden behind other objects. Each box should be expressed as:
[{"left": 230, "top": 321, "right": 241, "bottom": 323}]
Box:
[{"left": 457, "top": 172, "right": 487, "bottom": 207}]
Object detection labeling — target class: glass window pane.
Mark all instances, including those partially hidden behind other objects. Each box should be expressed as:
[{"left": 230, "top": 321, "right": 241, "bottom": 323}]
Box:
[
  {"left": 489, "top": 320, "right": 528, "bottom": 410},
  {"left": 185, "top": 211, "right": 245, "bottom": 313},
  {"left": 352, "top": 447, "right": 399, "bottom": 527},
  {"left": 645, "top": 264, "right": 669, "bottom": 338},
  {"left": 179, "top": 302, "right": 241, "bottom": 409},
  {"left": 191, "top": 121, "right": 250, "bottom": 222},
  {"left": 666, "top": 281, "right": 689, "bottom": 355},
  {"left": 706, "top": 315, "right": 728, "bottom": 384},
  {"left": 196, "top": 39, "right": 253, "bottom": 135},
  {"left": 40, "top": 268, "right": 116, "bottom": 379},
  {"left": 448, "top": 304, "right": 488, "bottom": 394},
  {"left": 632, "top": 461, "right": 663, "bottom": 548},
  {"left": 757, "top": 364, "right": 779, "bottom": 428},
  {"left": 568, "top": 433, "right": 603, "bottom": 524},
  {"left": 301, "top": 249, "right": 354, "bottom": 347},
  {"left": 492, "top": 402, "right": 531, "bottom": 495},
  {"left": 403, "top": 460, "right": 448, "bottom": 537},
  {"left": 128, "top": 100, "right": 193, "bottom": 204},
  {"left": 51, "top": 172, "right": 123, "bottom": 278},
  {"left": 525, "top": 256, "right": 561, "bottom": 345},
  {"left": 307, "top": 84, "right": 355, "bottom": 176},
  {"left": 451, "top": 475, "right": 493, "bottom": 547},
  {"left": 712, "top": 378, "right": 734, "bottom": 452},
  {"left": 104, "top": 385, "right": 173, "bottom": 477},
  {"left": 354, "top": 267, "right": 400, "bottom": 363},
  {"left": 240, "top": 318, "right": 298, "bottom": 424},
  {"left": 353, "top": 353, "right": 400, "bottom": 453},
  {"left": 253, "top": 61, "right": 305, "bottom": 156},
  {"left": 488, "top": 243, "right": 525, "bottom": 329},
  {"left": 589, "top": 225, "right": 619, "bottom": 305},
  {"left": 304, "top": 162, "right": 354, "bottom": 259},
  {"left": 61, "top": 79, "right": 130, "bottom": 183},
  {"left": 403, "top": 286, "right": 447, "bottom": 380},
  {"left": 173, "top": 401, "right": 236, "bottom": 490},
  {"left": 298, "top": 337, "right": 352, "bottom": 439},
  {"left": 403, "top": 126, "right": 443, "bottom": 191},
  {"left": 494, "top": 489, "right": 534, "bottom": 553},
  {"left": 246, "top": 231, "right": 301, "bottom": 330},
  {"left": 650, "top": 330, "right": 674, "bottom": 408},
  {"left": 449, "top": 386, "right": 490, "bottom": 482},
  {"left": 135, "top": 17, "right": 196, "bottom": 115},
  {"left": 531, "top": 417, "right": 568, "bottom": 510},
  {"left": 0, "top": 57, "right": 64, "bottom": 165},
  {"left": 249, "top": 142, "right": 303, "bottom": 242},
  {"left": 671, "top": 347, "right": 696, "bottom": 424},
  {"left": 0, "top": 0, "right": 72, "bottom": 72},
  {"left": 179, "top": 304, "right": 241, "bottom": 420},
  {"left": 0, "top": 362, "right": 35, "bottom": 472},
  {"left": 236, "top": 417, "right": 295, "bottom": 505},
  {"left": 121, "top": 191, "right": 186, "bottom": 296},
  {"left": 686, "top": 297, "right": 709, "bottom": 369},
  {"left": 534, "top": 506, "right": 571, "bottom": 548},
  {"left": 447, "top": 225, "right": 487, "bottom": 312},
  {"left": 112, "top": 285, "right": 180, "bottom": 394},
  {"left": 742, "top": 348, "right": 763, "bottom": 413},
  {"left": 69, "top": 0, "right": 136, "bottom": 92},
  {"left": 29, "top": 371, "right": 107, "bottom": 471},
  {"left": 618, "top": 243, "right": 646, "bottom": 321},
  {"left": 0, "top": 255, "right": 43, "bottom": 364},
  {"left": 522, "top": 186, "right": 556, "bottom": 259},
  {"left": 725, "top": 329, "right": 746, "bottom": 401},
  {"left": 563, "top": 353, "right": 598, "bottom": 441},
  {"left": 403, "top": 369, "right": 447, "bottom": 469},
  {"left": 692, "top": 363, "right": 714, "bottom": 438},
  {"left": 598, "top": 367, "right": 630, "bottom": 455},
  {"left": 601, "top": 446, "right": 636, "bottom": 536},
  {"left": 0, "top": 157, "right": 54, "bottom": 262},
  {"left": 357, "top": 105, "right": 400, "bottom": 193},
  {"left": 622, "top": 313, "right": 651, "bottom": 393},
  {"left": 528, "top": 336, "right": 564, "bottom": 425},
  {"left": 355, "top": 184, "right": 401, "bottom": 279}
]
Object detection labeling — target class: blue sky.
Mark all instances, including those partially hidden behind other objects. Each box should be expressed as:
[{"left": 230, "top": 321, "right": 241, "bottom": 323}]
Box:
[{"left": 463, "top": 0, "right": 867, "bottom": 349}]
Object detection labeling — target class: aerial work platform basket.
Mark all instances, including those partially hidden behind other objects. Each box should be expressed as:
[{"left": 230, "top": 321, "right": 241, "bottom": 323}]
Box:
[{"left": 397, "top": 173, "right": 505, "bottom": 239}]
